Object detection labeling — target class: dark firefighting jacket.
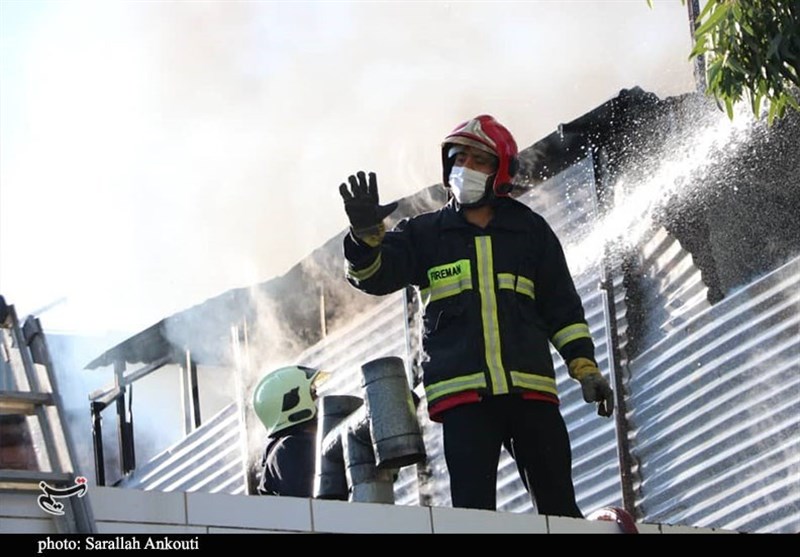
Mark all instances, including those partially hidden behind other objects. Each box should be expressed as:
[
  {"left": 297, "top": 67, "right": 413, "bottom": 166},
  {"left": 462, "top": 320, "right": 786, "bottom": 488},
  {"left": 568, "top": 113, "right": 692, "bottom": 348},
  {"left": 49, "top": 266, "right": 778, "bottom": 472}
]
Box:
[
  {"left": 344, "top": 197, "right": 596, "bottom": 417},
  {"left": 257, "top": 424, "right": 317, "bottom": 497}
]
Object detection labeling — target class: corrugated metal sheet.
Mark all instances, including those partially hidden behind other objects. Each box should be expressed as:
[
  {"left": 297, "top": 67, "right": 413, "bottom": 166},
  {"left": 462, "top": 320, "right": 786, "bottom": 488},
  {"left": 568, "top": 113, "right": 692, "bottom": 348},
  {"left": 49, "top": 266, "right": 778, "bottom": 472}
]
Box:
[
  {"left": 636, "top": 225, "right": 712, "bottom": 348},
  {"left": 297, "top": 293, "right": 410, "bottom": 395},
  {"left": 628, "top": 254, "right": 800, "bottom": 533},
  {"left": 118, "top": 401, "right": 248, "bottom": 495}
]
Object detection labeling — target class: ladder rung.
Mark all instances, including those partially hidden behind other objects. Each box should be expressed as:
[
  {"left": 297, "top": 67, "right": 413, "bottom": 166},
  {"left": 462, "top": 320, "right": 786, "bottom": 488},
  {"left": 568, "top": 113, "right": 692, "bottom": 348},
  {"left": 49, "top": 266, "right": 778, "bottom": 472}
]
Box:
[
  {"left": 0, "top": 469, "right": 75, "bottom": 491},
  {"left": 0, "top": 391, "right": 54, "bottom": 415}
]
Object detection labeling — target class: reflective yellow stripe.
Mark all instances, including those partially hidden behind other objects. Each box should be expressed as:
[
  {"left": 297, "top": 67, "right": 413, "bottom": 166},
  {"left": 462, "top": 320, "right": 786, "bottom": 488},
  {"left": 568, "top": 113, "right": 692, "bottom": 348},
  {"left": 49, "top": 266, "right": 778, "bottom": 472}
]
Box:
[
  {"left": 425, "top": 371, "right": 557, "bottom": 404},
  {"left": 515, "top": 275, "right": 535, "bottom": 299},
  {"left": 509, "top": 372, "right": 558, "bottom": 396},
  {"left": 346, "top": 252, "right": 382, "bottom": 281},
  {"left": 476, "top": 237, "right": 508, "bottom": 394},
  {"left": 424, "top": 373, "right": 487, "bottom": 405},
  {"left": 497, "top": 273, "right": 516, "bottom": 290},
  {"left": 551, "top": 323, "right": 591, "bottom": 351},
  {"left": 497, "top": 273, "right": 535, "bottom": 300},
  {"left": 420, "top": 259, "right": 473, "bottom": 305}
]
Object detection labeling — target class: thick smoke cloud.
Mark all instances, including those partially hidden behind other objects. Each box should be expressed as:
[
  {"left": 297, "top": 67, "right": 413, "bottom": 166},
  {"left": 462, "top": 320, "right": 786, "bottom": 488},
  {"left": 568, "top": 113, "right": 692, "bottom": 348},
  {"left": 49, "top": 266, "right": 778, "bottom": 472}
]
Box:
[{"left": 1, "top": 1, "right": 695, "bottom": 336}]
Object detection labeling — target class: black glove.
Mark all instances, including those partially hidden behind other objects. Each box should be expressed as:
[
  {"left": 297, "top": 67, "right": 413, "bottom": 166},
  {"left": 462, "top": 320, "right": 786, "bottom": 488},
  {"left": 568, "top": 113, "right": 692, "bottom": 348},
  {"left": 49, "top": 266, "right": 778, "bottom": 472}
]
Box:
[{"left": 339, "top": 171, "right": 398, "bottom": 246}]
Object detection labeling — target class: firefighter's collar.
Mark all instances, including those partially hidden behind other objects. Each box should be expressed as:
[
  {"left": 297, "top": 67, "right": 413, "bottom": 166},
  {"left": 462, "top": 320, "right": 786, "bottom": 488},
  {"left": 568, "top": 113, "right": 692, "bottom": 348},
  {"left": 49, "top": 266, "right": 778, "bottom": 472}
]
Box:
[{"left": 441, "top": 198, "right": 530, "bottom": 232}]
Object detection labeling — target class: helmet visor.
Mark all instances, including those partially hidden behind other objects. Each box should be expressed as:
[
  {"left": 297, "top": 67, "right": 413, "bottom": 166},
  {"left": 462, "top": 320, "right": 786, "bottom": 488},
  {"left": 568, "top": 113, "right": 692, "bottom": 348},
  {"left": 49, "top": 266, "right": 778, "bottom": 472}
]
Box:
[{"left": 445, "top": 136, "right": 497, "bottom": 157}]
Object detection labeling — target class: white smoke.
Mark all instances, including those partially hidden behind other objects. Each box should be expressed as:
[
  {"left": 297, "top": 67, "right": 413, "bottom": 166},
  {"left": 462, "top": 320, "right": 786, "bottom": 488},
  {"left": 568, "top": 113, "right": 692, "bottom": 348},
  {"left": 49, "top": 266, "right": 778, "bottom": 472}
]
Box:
[{"left": 1, "top": 0, "right": 696, "bottom": 337}]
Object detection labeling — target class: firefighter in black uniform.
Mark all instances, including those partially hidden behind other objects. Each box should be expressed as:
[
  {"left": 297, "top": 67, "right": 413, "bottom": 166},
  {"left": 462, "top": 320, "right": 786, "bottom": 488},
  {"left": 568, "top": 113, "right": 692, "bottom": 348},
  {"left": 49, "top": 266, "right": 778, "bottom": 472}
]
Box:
[
  {"left": 338, "top": 115, "right": 614, "bottom": 516},
  {"left": 252, "top": 365, "right": 327, "bottom": 498}
]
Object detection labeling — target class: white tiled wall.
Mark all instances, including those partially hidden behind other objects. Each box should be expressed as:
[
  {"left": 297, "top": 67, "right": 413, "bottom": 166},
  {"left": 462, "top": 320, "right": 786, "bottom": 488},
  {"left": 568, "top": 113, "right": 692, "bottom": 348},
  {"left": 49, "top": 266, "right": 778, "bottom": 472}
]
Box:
[
  {"left": 0, "top": 517, "right": 57, "bottom": 534},
  {"left": 659, "top": 523, "right": 739, "bottom": 534},
  {"left": 95, "top": 521, "right": 205, "bottom": 534},
  {"left": 635, "top": 522, "right": 663, "bottom": 534},
  {"left": 547, "top": 515, "right": 622, "bottom": 534},
  {"left": 91, "top": 487, "right": 186, "bottom": 525},
  {"left": 1, "top": 492, "right": 45, "bottom": 519},
  {"left": 0, "top": 486, "right": 740, "bottom": 534},
  {"left": 312, "top": 498, "right": 432, "bottom": 533},
  {"left": 431, "top": 506, "right": 547, "bottom": 533},
  {"left": 186, "top": 491, "right": 312, "bottom": 531}
]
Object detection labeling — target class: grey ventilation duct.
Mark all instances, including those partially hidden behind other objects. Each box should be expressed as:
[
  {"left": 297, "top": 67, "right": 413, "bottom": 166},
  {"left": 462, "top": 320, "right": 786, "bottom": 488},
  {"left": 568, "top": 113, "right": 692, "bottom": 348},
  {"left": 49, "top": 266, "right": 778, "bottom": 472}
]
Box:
[{"left": 313, "top": 356, "right": 426, "bottom": 503}]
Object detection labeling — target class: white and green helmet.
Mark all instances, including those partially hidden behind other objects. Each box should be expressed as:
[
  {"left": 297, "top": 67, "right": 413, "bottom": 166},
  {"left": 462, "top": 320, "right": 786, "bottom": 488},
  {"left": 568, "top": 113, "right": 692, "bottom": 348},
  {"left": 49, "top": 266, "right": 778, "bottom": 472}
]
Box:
[{"left": 252, "top": 365, "right": 325, "bottom": 438}]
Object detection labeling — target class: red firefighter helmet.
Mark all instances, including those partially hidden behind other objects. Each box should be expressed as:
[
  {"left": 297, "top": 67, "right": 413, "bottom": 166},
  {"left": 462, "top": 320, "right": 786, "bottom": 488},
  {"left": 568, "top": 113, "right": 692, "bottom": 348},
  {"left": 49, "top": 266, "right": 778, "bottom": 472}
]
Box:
[{"left": 441, "top": 114, "right": 520, "bottom": 197}]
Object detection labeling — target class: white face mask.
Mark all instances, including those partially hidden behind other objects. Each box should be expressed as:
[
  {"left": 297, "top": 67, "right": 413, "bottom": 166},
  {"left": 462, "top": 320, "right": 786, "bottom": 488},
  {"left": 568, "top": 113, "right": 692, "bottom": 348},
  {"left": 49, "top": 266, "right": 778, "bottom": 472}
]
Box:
[{"left": 449, "top": 166, "right": 490, "bottom": 205}]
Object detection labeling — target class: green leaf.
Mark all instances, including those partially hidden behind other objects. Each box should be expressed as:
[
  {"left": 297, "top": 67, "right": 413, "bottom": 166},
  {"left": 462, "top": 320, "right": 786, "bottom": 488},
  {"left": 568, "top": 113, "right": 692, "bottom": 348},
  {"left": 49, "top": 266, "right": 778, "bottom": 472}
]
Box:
[
  {"left": 725, "top": 97, "right": 735, "bottom": 120},
  {"left": 689, "top": 41, "right": 709, "bottom": 59},
  {"left": 695, "top": 2, "right": 730, "bottom": 37},
  {"left": 697, "top": 0, "right": 717, "bottom": 22},
  {"left": 767, "top": 98, "right": 779, "bottom": 125},
  {"left": 707, "top": 59, "right": 724, "bottom": 88},
  {"left": 726, "top": 57, "right": 748, "bottom": 76},
  {"left": 751, "top": 91, "right": 763, "bottom": 116},
  {"left": 778, "top": 65, "right": 800, "bottom": 88},
  {"left": 732, "top": 2, "right": 742, "bottom": 21}
]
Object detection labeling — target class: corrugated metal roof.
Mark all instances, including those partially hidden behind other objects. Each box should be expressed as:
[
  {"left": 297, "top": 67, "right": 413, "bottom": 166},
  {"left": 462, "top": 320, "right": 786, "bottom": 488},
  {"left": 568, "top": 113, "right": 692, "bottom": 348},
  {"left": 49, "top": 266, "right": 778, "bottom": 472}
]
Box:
[
  {"left": 628, "top": 254, "right": 800, "bottom": 533},
  {"left": 118, "top": 401, "right": 247, "bottom": 495}
]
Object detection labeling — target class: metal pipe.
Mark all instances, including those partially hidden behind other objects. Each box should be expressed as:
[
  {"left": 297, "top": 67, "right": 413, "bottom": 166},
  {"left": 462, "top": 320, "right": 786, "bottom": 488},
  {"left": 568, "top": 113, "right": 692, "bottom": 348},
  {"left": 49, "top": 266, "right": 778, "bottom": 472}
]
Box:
[
  {"left": 116, "top": 386, "right": 136, "bottom": 476},
  {"left": 343, "top": 419, "right": 395, "bottom": 504},
  {"left": 314, "top": 357, "right": 427, "bottom": 503},
  {"left": 360, "top": 356, "right": 426, "bottom": 470},
  {"left": 187, "top": 352, "right": 201, "bottom": 429},
  {"left": 91, "top": 402, "right": 105, "bottom": 486},
  {"left": 687, "top": 0, "right": 707, "bottom": 94},
  {"left": 231, "top": 324, "right": 257, "bottom": 495},
  {"left": 180, "top": 353, "right": 192, "bottom": 436},
  {"left": 592, "top": 145, "right": 639, "bottom": 517},
  {"left": 314, "top": 395, "right": 362, "bottom": 500},
  {"left": 319, "top": 286, "right": 327, "bottom": 339}
]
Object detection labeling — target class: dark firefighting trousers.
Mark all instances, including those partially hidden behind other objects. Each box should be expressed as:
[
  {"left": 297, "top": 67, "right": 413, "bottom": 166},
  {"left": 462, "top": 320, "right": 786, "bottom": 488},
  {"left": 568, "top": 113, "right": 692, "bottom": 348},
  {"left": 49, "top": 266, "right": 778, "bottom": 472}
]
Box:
[{"left": 441, "top": 396, "right": 583, "bottom": 517}]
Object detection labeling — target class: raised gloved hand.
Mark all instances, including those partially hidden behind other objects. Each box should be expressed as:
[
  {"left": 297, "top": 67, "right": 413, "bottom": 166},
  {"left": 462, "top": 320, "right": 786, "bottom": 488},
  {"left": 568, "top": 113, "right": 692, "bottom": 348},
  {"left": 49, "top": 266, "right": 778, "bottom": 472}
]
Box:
[
  {"left": 568, "top": 357, "right": 614, "bottom": 418},
  {"left": 339, "top": 171, "right": 398, "bottom": 247}
]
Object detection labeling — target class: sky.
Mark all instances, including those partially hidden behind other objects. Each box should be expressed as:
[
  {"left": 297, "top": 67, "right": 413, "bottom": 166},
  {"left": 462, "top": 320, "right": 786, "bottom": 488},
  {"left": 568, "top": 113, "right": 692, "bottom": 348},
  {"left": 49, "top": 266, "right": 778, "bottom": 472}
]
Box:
[{"left": 0, "top": 0, "right": 698, "bottom": 337}]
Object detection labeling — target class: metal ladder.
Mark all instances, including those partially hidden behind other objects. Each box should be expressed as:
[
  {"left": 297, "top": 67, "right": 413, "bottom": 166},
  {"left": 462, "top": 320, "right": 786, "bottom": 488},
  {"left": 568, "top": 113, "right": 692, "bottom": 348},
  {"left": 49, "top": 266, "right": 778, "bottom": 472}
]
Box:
[{"left": 0, "top": 295, "right": 96, "bottom": 533}]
